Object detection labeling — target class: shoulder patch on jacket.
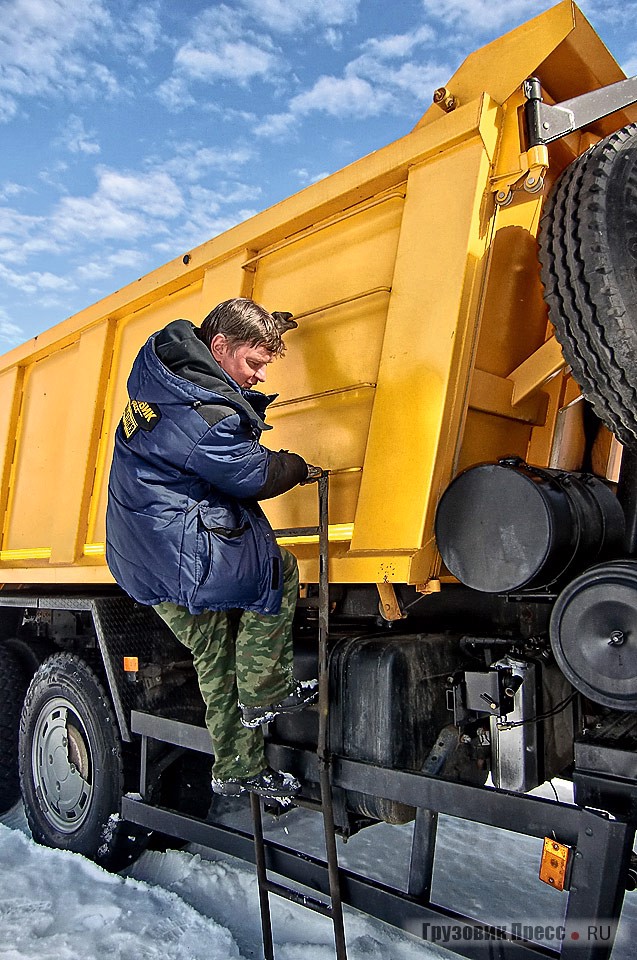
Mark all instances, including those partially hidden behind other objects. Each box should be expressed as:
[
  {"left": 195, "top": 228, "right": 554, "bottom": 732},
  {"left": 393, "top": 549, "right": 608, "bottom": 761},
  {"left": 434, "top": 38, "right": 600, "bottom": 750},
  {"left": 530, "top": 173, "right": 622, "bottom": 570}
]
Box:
[{"left": 121, "top": 399, "right": 162, "bottom": 441}]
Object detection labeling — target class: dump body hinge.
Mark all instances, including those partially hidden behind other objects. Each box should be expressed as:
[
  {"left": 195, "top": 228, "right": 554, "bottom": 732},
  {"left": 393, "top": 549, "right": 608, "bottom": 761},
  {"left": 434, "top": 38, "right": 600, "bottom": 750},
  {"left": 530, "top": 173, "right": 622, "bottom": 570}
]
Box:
[
  {"left": 524, "top": 75, "right": 637, "bottom": 147},
  {"left": 493, "top": 143, "right": 548, "bottom": 205},
  {"left": 494, "top": 74, "right": 637, "bottom": 206}
]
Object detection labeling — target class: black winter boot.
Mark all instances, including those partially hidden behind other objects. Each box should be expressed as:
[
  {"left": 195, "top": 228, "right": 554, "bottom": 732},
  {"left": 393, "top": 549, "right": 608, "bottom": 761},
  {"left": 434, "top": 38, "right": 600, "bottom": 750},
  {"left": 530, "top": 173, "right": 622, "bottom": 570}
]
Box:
[
  {"left": 211, "top": 767, "right": 301, "bottom": 799},
  {"left": 239, "top": 679, "right": 319, "bottom": 728}
]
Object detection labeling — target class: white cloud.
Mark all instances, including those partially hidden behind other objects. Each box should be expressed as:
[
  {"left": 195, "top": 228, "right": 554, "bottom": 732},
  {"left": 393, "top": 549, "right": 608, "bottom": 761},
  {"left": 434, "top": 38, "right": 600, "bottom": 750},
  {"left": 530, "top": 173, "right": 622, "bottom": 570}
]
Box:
[
  {"left": 169, "top": 5, "right": 282, "bottom": 89},
  {"left": 360, "top": 25, "right": 435, "bottom": 59},
  {"left": 151, "top": 181, "right": 262, "bottom": 253},
  {"left": 577, "top": 0, "right": 637, "bottom": 30},
  {"left": 159, "top": 144, "right": 254, "bottom": 182},
  {"left": 240, "top": 0, "right": 359, "bottom": 34},
  {"left": 253, "top": 112, "right": 297, "bottom": 139},
  {"left": 98, "top": 169, "right": 183, "bottom": 217},
  {"left": 176, "top": 40, "right": 279, "bottom": 85},
  {"left": 37, "top": 162, "right": 70, "bottom": 193},
  {"left": 294, "top": 168, "right": 330, "bottom": 185},
  {"left": 344, "top": 27, "right": 445, "bottom": 100},
  {"left": 58, "top": 115, "right": 101, "bottom": 156},
  {"left": 420, "top": 0, "right": 546, "bottom": 32},
  {"left": 32, "top": 272, "right": 72, "bottom": 290},
  {"left": 0, "top": 182, "right": 31, "bottom": 202},
  {"left": 46, "top": 167, "right": 184, "bottom": 245},
  {"left": 161, "top": 0, "right": 361, "bottom": 103},
  {"left": 75, "top": 249, "right": 147, "bottom": 283},
  {"left": 153, "top": 207, "right": 260, "bottom": 255},
  {"left": 111, "top": 1, "right": 164, "bottom": 61},
  {"left": 0, "top": 261, "right": 75, "bottom": 295},
  {"left": 0, "top": 152, "right": 263, "bottom": 295},
  {"left": 157, "top": 76, "right": 196, "bottom": 112},
  {"left": 0, "top": 140, "right": 259, "bottom": 290},
  {"left": 0, "top": 0, "right": 117, "bottom": 120},
  {"left": 0, "top": 235, "right": 60, "bottom": 265},
  {"left": 254, "top": 73, "right": 393, "bottom": 140},
  {"left": 107, "top": 247, "right": 149, "bottom": 269},
  {"left": 255, "top": 22, "right": 447, "bottom": 138},
  {"left": 0, "top": 93, "right": 18, "bottom": 123},
  {"left": 291, "top": 74, "right": 394, "bottom": 118},
  {"left": 159, "top": 0, "right": 360, "bottom": 107},
  {"left": 211, "top": 105, "right": 258, "bottom": 124},
  {"left": 352, "top": 57, "right": 447, "bottom": 99},
  {"left": 190, "top": 182, "right": 261, "bottom": 205},
  {"left": 0, "top": 310, "right": 24, "bottom": 347},
  {"left": 623, "top": 51, "right": 637, "bottom": 77},
  {"left": 0, "top": 207, "right": 42, "bottom": 251},
  {"left": 91, "top": 63, "right": 121, "bottom": 98},
  {"left": 324, "top": 28, "right": 344, "bottom": 49}
]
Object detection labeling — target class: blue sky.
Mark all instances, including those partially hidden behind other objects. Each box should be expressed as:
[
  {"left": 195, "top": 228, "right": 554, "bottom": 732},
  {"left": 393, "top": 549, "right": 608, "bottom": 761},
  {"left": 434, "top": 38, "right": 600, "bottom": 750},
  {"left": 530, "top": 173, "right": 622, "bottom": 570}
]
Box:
[{"left": 0, "top": 0, "right": 635, "bottom": 349}]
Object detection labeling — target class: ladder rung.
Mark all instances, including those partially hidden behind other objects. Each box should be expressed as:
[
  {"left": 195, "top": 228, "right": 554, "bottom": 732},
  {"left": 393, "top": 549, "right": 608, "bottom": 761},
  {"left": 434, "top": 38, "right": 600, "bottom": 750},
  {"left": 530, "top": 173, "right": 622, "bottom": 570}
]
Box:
[{"left": 263, "top": 879, "right": 333, "bottom": 917}]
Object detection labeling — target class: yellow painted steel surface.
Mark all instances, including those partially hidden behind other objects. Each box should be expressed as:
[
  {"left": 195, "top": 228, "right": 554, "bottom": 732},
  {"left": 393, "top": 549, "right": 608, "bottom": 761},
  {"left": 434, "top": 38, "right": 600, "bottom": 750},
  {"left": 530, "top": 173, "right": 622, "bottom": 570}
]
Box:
[{"left": 0, "top": 2, "right": 634, "bottom": 589}]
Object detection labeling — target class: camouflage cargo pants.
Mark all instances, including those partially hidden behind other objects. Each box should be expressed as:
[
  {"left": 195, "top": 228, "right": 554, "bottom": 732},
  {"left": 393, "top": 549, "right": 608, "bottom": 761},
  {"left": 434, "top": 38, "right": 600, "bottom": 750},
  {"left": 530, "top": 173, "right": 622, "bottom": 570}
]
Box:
[{"left": 153, "top": 548, "right": 299, "bottom": 780}]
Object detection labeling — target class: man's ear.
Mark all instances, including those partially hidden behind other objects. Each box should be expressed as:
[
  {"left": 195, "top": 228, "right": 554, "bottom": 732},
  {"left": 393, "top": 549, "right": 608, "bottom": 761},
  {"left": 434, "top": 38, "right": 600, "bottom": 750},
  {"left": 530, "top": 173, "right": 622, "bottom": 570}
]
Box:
[{"left": 209, "top": 333, "right": 228, "bottom": 361}]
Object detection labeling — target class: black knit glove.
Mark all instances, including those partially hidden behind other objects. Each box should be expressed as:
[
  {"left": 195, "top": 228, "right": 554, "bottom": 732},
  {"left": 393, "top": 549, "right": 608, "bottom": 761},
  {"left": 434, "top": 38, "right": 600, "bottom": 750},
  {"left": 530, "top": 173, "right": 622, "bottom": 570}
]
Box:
[
  {"left": 272, "top": 311, "right": 298, "bottom": 334},
  {"left": 301, "top": 463, "right": 324, "bottom": 484}
]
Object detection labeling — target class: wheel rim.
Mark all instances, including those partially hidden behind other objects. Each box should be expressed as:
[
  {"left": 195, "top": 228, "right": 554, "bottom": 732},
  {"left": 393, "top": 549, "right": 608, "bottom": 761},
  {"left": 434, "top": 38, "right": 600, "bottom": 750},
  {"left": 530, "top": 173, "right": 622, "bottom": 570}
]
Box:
[{"left": 31, "top": 697, "right": 94, "bottom": 833}]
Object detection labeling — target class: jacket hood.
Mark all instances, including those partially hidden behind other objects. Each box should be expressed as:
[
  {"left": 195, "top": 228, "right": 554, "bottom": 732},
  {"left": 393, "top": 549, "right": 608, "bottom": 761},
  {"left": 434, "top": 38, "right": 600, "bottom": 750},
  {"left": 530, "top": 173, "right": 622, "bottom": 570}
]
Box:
[{"left": 129, "top": 319, "right": 275, "bottom": 431}]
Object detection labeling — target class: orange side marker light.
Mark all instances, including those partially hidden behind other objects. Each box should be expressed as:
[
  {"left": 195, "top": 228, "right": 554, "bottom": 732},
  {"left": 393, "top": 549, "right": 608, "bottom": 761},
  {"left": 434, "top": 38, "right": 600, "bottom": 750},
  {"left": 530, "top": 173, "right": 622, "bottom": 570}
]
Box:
[{"left": 539, "top": 837, "right": 572, "bottom": 892}]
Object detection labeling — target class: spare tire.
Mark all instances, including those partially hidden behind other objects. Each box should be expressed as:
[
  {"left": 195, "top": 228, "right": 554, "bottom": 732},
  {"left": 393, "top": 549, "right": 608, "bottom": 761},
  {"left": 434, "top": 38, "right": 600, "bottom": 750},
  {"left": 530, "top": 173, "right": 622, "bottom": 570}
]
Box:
[{"left": 538, "top": 123, "right": 637, "bottom": 447}]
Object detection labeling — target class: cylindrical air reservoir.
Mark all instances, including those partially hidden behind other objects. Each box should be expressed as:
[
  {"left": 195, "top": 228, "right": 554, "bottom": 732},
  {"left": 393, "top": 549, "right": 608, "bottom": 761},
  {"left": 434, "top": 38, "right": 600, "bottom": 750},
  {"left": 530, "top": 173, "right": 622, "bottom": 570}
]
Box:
[{"left": 435, "top": 459, "right": 625, "bottom": 593}]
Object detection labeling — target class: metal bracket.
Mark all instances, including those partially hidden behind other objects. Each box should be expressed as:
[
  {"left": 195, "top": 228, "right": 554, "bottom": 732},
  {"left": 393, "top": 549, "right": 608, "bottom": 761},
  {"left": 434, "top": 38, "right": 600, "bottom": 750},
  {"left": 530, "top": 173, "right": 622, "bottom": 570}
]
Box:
[
  {"left": 376, "top": 581, "right": 405, "bottom": 621},
  {"left": 494, "top": 74, "right": 637, "bottom": 206},
  {"left": 524, "top": 74, "right": 637, "bottom": 147},
  {"left": 493, "top": 142, "right": 549, "bottom": 205}
]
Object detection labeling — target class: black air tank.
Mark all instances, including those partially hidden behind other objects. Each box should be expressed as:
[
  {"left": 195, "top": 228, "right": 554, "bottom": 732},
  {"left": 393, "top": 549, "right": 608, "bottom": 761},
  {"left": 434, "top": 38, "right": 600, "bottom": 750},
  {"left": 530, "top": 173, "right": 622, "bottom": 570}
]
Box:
[{"left": 435, "top": 459, "right": 625, "bottom": 593}]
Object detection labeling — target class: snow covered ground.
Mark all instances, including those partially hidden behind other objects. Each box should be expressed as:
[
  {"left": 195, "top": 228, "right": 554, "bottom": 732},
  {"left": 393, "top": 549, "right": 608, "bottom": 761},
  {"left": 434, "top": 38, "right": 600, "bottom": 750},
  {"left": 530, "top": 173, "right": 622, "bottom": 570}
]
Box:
[
  {"left": 1, "top": 783, "right": 635, "bottom": 960},
  {"left": 0, "top": 801, "right": 445, "bottom": 960}
]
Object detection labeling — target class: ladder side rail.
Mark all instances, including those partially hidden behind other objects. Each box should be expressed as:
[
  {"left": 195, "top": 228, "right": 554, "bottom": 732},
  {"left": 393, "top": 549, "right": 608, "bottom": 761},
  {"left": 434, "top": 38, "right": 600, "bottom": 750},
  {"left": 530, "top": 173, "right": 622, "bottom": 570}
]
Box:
[
  {"left": 250, "top": 471, "right": 348, "bottom": 960},
  {"left": 250, "top": 792, "right": 276, "bottom": 960},
  {"left": 315, "top": 472, "right": 348, "bottom": 959}
]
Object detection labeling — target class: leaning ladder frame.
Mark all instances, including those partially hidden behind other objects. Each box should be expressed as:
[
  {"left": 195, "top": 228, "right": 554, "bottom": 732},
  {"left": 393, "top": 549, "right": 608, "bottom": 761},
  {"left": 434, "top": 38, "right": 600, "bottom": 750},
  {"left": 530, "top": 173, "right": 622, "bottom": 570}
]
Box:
[{"left": 250, "top": 472, "right": 348, "bottom": 960}]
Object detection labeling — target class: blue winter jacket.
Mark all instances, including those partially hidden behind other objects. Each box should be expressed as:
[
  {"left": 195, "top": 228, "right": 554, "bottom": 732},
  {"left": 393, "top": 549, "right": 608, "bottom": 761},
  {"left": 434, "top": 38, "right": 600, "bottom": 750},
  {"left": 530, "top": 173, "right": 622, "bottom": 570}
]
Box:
[{"left": 105, "top": 320, "right": 307, "bottom": 615}]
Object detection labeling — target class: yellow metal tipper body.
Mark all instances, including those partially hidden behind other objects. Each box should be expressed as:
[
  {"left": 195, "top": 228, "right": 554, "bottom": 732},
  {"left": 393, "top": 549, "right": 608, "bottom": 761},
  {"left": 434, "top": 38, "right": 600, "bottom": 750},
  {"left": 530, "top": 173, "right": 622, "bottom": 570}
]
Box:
[{"left": 2, "top": 4, "right": 637, "bottom": 956}]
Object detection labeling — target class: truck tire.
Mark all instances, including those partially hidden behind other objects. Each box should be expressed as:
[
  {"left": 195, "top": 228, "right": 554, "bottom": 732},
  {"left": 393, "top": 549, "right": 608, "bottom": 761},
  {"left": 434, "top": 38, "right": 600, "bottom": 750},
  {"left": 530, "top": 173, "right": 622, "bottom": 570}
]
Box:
[
  {"left": 19, "top": 653, "right": 144, "bottom": 870},
  {"left": 0, "top": 645, "right": 28, "bottom": 813},
  {"left": 538, "top": 122, "right": 637, "bottom": 447},
  {"left": 5, "top": 636, "right": 56, "bottom": 678}
]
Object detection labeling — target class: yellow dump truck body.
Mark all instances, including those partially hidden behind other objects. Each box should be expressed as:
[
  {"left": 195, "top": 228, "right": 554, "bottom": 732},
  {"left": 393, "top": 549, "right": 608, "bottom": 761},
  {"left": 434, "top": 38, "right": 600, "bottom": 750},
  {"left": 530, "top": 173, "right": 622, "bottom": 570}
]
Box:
[{"left": 0, "top": 1, "right": 634, "bottom": 589}]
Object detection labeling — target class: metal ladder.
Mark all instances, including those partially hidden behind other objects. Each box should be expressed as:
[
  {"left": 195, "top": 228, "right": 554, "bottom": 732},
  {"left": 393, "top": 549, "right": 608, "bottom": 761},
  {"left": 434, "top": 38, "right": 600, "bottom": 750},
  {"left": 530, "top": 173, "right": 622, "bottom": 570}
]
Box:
[{"left": 249, "top": 472, "right": 347, "bottom": 960}]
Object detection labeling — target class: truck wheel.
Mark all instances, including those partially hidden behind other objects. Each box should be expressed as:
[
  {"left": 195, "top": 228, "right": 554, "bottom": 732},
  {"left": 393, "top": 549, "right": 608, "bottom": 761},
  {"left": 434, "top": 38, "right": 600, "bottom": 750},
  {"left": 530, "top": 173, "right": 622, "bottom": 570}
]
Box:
[
  {"left": 0, "top": 645, "right": 28, "bottom": 813},
  {"left": 538, "top": 123, "right": 637, "bottom": 447},
  {"left": 5, "top": 636, "right": 56, "bottom": 678},
  {"left": 19, "top": 653, "right": 143, "bottom": 869}
]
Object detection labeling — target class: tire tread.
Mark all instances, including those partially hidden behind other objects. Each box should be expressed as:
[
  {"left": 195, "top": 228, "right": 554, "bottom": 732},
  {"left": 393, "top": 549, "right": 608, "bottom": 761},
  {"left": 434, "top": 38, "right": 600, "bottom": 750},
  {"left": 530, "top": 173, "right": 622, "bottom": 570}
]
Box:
[
  {"left": 0, "top": 645, "right": 28, "bottom": 813},
  {"left": 539, "top": 123, "right": 637, "bottom": 446}
]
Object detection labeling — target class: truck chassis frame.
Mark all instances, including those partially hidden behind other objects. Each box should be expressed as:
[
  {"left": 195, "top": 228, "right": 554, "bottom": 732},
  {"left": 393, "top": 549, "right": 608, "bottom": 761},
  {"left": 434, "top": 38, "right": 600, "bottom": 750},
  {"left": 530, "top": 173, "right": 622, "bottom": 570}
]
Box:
[
  {"left": 121, "top": 708, "right": 636, "bottom": 960},
  {"left": 3, "top": 468, "right": 637, "bottom": 959}
]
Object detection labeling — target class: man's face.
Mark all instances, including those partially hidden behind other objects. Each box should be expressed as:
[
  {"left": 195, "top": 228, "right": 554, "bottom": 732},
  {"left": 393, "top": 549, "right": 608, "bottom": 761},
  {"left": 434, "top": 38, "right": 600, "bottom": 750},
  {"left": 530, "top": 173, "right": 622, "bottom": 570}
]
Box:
[{"left": 210, "top": 335, "right": 274, "bottom": 388}]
